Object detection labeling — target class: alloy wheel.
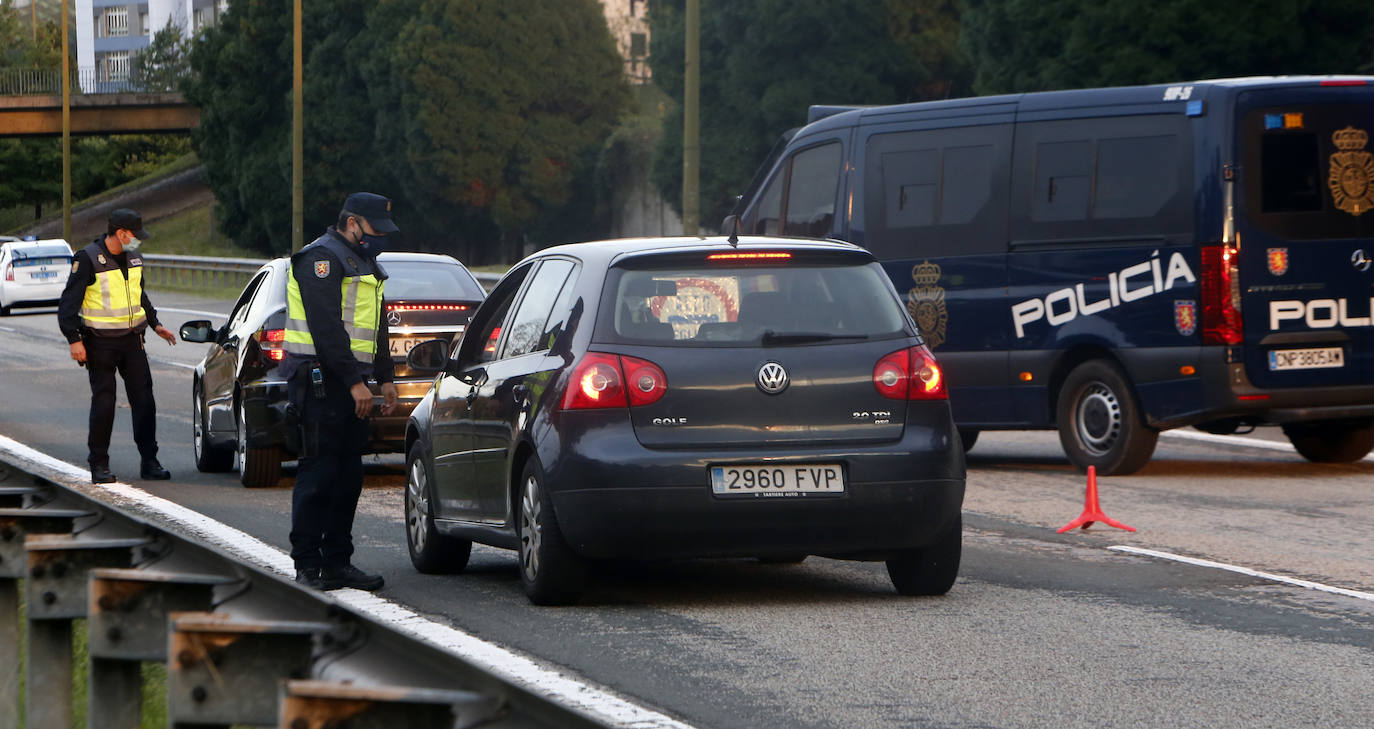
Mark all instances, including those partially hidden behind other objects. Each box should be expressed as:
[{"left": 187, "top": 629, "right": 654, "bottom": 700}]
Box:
[
  {"left": 407, "top": 457, "right": 430, "bottom": 554},
  {"left": 519, "top": 474, "right": 543, "bottom": 582}
]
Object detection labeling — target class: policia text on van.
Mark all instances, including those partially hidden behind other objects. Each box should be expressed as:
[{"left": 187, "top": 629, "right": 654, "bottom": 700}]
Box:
[{"left": 730, "top": 76, "right": 1374, "bottom": 475}]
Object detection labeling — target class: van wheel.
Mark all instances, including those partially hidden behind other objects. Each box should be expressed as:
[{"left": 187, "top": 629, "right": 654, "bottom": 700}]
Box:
[
  {"left": 1281, "top": 418, "right": 1374, "bottom": 463},
  {"left": 886, "top": 514, "right": 961, "bottom": 596},
  {"left": 518, "top": 458, "right": 586, "bottom": 605},
  {"left": 1057, "top": 360, "right": 1158, "bottom": 476},
  {"left": 406, "top": 441, "right": 472, "bottom": 573},
  {"left": 237, "top": 397, "right": 282, "bottom": 488},
  {"left": 958, "top": 428, "right": 980, "bottom": 452}
]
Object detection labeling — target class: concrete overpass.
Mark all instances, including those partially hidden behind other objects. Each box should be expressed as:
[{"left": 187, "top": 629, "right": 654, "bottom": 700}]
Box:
[{"left": 0, "top": 92, "right": 199, "bottom": 137}]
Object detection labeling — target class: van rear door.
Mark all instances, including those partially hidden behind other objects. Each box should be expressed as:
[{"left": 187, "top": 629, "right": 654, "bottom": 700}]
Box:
[{"left": 1235, "top": 84, "right": 1374, "bottom": 390}]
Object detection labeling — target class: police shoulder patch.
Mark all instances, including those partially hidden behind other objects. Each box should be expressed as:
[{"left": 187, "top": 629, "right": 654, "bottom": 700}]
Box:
[
  {"left": 314, "top": 259, "right": 330, "bottom": 278},
  {"left": 71, "top": 260, "right": 80, "bottom": 274}
]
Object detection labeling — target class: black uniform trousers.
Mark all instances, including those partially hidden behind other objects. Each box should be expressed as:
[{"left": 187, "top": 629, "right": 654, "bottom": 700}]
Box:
[
  {"left": 287, "top": 369, "right": 370, "bottom": 571},
  {"left": 85, "top": 331, "right": 158, "bottom": 468}
]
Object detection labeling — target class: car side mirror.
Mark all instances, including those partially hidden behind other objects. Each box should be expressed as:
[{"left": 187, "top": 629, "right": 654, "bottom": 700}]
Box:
[
  {"left": 179, "top": 320, "right": 216, "bottom": 344},
  {"left": 406, "top": 338, "right": 449, "bottom": 373}
]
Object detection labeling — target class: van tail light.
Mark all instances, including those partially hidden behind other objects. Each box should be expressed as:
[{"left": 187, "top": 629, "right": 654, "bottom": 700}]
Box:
[
  {"left": 1200, "top": 244, "right": 1243, "bottom": 345},
  {"left": 561, "top": 352, "right": 668, "bottom": 410},
  {"left": 874, "top": 345, "right": 946, "bottom": 400},
  {"left": 257, "top": 328, "right": 286, "bottom": 362}
]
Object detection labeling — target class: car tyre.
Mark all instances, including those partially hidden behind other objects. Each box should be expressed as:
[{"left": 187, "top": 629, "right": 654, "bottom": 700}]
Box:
[
  {"left": 518, "top": 458, "right": 586, "bottom": 605},
  {"left": 193, "top": 380, "right": 233, "bottom": 473},
  {"left": 1056, "top": 360, "right": 1158, "bottom": 476},
  {"left": 958, "top": 428, "right": 980, "bottom": 453},
  {"left": 1281, "top": 418, "right": 1374, "bottom": 463},
  {"left": 405, "top": 441, "right": 472, "bottom": 573},
  {"left": 237, "top": 396, "right": 282, "bottom": 488},
  {"left": 886, "top": 514, "right": 961, "bottom": 596}
]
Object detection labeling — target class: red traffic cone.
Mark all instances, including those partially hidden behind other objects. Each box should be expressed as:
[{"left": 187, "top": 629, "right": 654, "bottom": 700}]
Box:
[{"left": 1057, "top": 465, "right": 1136, "bottom": 533}]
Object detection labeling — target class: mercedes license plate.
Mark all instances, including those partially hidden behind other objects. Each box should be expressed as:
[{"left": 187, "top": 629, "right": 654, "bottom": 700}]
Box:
[
  {"left": 390, "top": 337, "right": 428, "bottom": 356},
  {"left": 1268, "top": 346, "right": 1344, "bottom": 371},
  {"left": 710, "top": 464, "right": 844, "bottom": 498}
]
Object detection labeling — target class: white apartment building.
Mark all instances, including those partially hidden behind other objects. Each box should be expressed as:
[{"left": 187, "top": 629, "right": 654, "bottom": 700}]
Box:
[
  {"left": 76, "top": 0, "right": 227, "bottom": 88},
  {"left": 599, "top": 0, "right": 651, "bottom": 84}
]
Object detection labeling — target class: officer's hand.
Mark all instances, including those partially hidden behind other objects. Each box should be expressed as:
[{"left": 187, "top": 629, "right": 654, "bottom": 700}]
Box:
[
  {"left": 69, "top": 341, "right": 86, "bottom": 364},
  {"left": 379, "top": 382, "right": 399, "bottom": 415},
  {"left": 154, "top": 325, "right": 176, "bottom": 345},
  {"left": 349, "top": 381, "right": 373, "bottom": 419}
]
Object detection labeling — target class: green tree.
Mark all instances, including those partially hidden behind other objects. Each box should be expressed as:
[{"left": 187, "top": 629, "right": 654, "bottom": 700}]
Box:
[
  {"left": 133, "top": 20, "right": 192, "bottom": 92},
  {"left": 962, "top": 0, "right": 1374, "bottom": 94},
  {"left": 0, "top": 138, "right": 61, "bottom": 221},
  {"left": 648, "top": 0, "right": 961, "bottom": 229}
]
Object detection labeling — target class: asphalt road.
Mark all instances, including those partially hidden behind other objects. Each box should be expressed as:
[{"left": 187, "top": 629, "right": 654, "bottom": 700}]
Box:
[{"left": 1, "top": 294, "right": 1371, "bottom": 729}]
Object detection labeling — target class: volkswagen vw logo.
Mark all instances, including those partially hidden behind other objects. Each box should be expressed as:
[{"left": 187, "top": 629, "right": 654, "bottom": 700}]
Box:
[
  {"left": 756, "top": 361, "right": 789, "bottom": 395},
  {"left": 387, "top": 310, "right": 403, "bottom": 326}
]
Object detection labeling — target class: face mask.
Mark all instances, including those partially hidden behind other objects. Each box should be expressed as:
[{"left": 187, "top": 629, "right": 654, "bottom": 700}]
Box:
[
  {"left": 125, "top": 236, "right": 142, "bottom": 251},
  {"left": 360, "top": 233, "right": 387, "bottom": 255}
]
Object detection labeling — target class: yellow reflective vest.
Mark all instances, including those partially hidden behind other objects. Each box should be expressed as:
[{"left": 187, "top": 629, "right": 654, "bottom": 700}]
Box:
[
  {"left": 284, "top": 234, "right": 384, "bottom": 362},
  {"left": 79, "top": 241, "right": 148, "bottom": 335}
]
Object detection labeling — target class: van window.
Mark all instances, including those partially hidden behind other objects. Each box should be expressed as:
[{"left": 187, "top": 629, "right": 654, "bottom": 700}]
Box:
[
  {"left": 1011, "top": 115, "right": 1192, "bottom": 245},
  {"left": 782, "top": 142, "right": 842, "bottom": 237},
  {"left": 863, "top": 124, "right": 1011, "bottom": 257}
]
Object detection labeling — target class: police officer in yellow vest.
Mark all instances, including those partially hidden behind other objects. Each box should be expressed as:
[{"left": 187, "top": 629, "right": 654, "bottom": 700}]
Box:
[
  {"left": 58, "top": 208, "right": 176, "bottom": 484},
  {"left": 279, "top": 192, "right": 399, "bottom": 591}
]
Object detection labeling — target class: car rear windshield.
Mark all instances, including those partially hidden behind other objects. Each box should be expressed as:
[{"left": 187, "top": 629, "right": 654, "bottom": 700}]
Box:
[
  {"left": 1241, "top": 99, "right": 1374, "bottom": 240},
  {"left": 382, "top": 260, "right": 485, "bottom": 300},
  {"left": 12, "top": 244, "right": 71, "bottom": 261},
  {"left": 600, "top": 262, "right": 911, "bottom": 344}
]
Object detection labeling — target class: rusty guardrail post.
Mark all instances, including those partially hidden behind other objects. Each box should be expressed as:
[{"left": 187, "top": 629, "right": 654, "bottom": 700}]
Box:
[
  {"left": 0, "top": 507, "right": 87, "bottom": 729},
  {"left": 168, "top": 612, "right": 332, "bottom": 728},
  {"left": 280, "top": 680, "right": 504, "bottom": 729},
  {"left": 86, "top": 569, "right": 237, "bottom": 729},
  {"left": 23, "top": 535, "right": 149, "bottom": 729}
]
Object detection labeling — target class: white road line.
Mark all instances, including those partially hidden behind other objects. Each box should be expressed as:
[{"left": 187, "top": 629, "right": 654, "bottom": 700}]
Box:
[
  {"left": 155, "top": 360, "right": 197, "bottom": 370},
  {"left": 158, "top": 307, "right": 228, "bottom": 319},
  {"left": 0, "top": 325, "right": 15, "bottom": 332},
  {"left": 1109, "top": 545, "right": 1374, "bottom": 603},
  {"left": 1160, "top": 428, "right": 1374, "bottom": 462},
  {"left": 0, "top": 434, "right": 697, "bottom": 729}
]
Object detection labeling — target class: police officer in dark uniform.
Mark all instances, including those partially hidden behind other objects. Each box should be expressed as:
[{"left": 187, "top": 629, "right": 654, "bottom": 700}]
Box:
[
  {"left": 280, "top": 192, "right": 399, "bottom": 591},
  {"left": 58, "top": 208, "right": 176, "bottom": 484}
]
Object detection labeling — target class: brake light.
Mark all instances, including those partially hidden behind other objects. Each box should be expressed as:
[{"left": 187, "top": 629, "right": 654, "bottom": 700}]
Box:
[
  {"left": 3, "top": 263, "right": 11, "bottom": 281},
  {"left": 706, "top": 251, "right": 792, "bottom": 262},
  {"left": 1200, "top": 244, "right": 1243, "bottom": 345},
  {"left": 621, "top": 355, "right": 667, "bottom": 406},
  {"left": 1320, "top": 79, "right": 1366, "bottom": 86},
  {"left": 484, "top": 326, "right": 501, "bottom": 355},
  {"left": 257, "top": 328, "right": 286, "bottom": 362},
  {"left": 874, "top": 345, "right": 946, "bottom": 400},
  {"left": 562, "top": 353, "right": 627, "bottom": 410},
  {"left": 560, "top": 352, "right": 668, "bottom": 410},
  {"left": 386, "top": 304, "right": 470, "bottom": 312}
]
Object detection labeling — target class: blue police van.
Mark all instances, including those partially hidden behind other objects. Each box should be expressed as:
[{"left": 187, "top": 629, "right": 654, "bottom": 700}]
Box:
[{"left": 730, "top": 76, "right": 1374, "bottom": 475}]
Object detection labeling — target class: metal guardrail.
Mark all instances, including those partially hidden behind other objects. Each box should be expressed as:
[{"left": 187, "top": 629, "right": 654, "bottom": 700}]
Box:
[
  {"left": 141, "top": 253, "right": 504, "bottom": 292},
  {"left": 0, "top": 438, "right": 656, "bottom": 729},
  {"left": 0, "top": 67, "right": 189, "bottom": 96}
]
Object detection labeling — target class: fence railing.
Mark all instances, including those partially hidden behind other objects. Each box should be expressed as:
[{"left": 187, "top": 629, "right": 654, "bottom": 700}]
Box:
[
  {"left": 0, "top": 438, "right": 627, "bottom": 729},
  {"left": 141, "top": 253, "right": 503, "bottom": 293},
  {"left": 0, "top": 66, "right": 192, "bottom": 96}
]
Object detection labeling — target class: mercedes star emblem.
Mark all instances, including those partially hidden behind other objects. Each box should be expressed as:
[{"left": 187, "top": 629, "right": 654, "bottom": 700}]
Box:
[
  {"left": 387, "top": 310, "right": 403, "bottom": 326},
  {"left": 756, "top": 361, "right": 789, "bottom": 395}
]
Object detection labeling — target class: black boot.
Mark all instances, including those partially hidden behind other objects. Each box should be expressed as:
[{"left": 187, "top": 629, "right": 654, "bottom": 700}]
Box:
[
  {"left": 323, "top": 564, "right": 384, "bottom": 591},
  {"left": 91, "top": 465, "right": 116, "bottom": 484},
  {"left": 140, "top": 458, "right": 171, "bottom": 480}
]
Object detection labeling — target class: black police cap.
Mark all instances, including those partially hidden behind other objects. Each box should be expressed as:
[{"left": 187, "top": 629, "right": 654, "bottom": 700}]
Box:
[
  {"left": 342, "top": 192, "right": 399, "bottom": 233},
  {"left": 109, "top": 208, "right": 151, "bottom": 239}
]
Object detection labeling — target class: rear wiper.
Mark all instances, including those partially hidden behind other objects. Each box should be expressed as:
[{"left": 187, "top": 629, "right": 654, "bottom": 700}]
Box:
[{"left": 760, "top": 330, "right": 870, "bottom": 346}]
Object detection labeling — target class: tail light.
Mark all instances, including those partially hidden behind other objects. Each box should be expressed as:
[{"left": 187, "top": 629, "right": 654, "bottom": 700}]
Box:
[
  {"left": 561, "top": 352, "right": 668, "bottom": 410},
  {"left": 257, "top": 328, "right": 286, "bottom": 362},
  {"left": 386, "top": 303, "right": 470, "bottom": 313},
  {"left": 1200, "top": 244, "right": 1243, "bottom": 345},
  {"left": 874, "top": 345, "right": 946, "bottom": 400},
  {"left": 3, "top": 263, "right": 12, "bottom": 281}
]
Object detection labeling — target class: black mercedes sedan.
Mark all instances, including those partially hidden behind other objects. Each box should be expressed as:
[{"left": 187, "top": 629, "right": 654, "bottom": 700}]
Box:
[
  {"left": 402, "top": 236, "right": 966, "bottom": 604},
  {"left": 179, "top": 252, "right": 486, "bottom": 487}
]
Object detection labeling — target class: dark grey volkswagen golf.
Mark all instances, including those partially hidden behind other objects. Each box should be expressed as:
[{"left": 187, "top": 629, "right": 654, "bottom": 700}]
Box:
[{"left": 403, "top": 236, "right": 966, "bottom": 604}]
